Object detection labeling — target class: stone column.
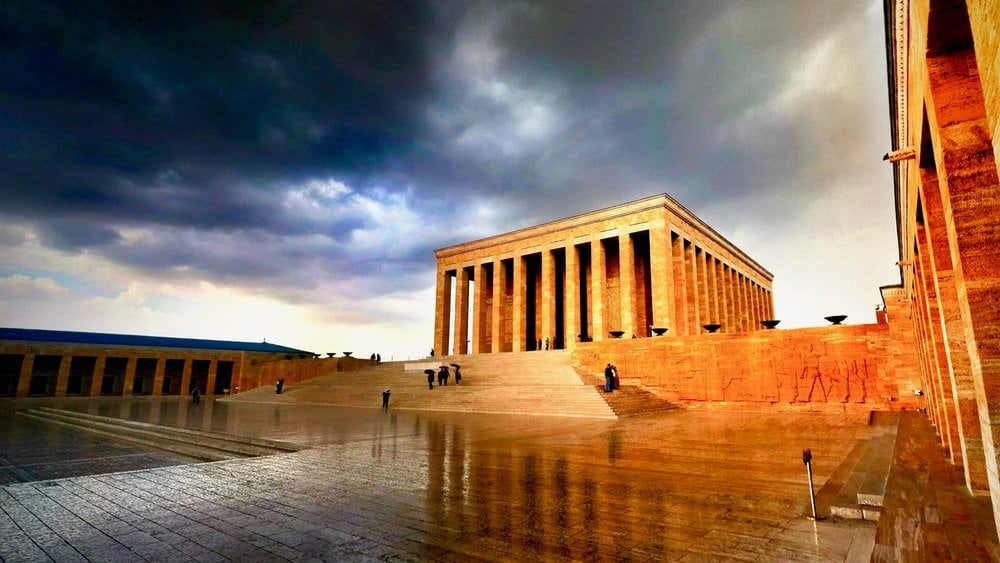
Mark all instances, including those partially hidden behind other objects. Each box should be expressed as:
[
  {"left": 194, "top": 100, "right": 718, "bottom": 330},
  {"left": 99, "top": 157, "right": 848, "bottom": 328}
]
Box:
[
  {"left": 453, "top": 267, "right": 470, "bottom": 355},
  {"left": 472, "top": 261, "right": 489, "bottom": 354},
  {"left": 706, "top": 255, "right": 718, "bottom": 328},
  {"left": 714, "top": 259, "right": 728, "bottom": 332},
  {"left": 513, "top": 254, "right": 526, "bottom": 351},
  {"left": 564, "top": 243, "right": 580, "bottom": 347},
  {"left": 122, "top": 357, "right": 136, "bottom": 396},
  {"left": 671, "top": 233, "right": 688, "bottom": 335},
  {"left": 53, "top": 355, "right": 71, "bottom": 397},
  {"left": 917, "top": 221, "right": 959, "bottom": 461},
  {"left": 739, "top": 274, "right": 750, "bottom": 331},
  {"left": 434, "top": 268, "right": 453, "bottom": 358},
  {"left": 619, "top": 232, "right": 635, "bottom": 337},
  {"left": 492, "top": 258, "right": 506, "bottom": 353},
  {"left": 700, "top": 249, "right": 712, "bottom": 326},
  {"left": 89, "top": 355, "right": 106, "bottom": 396},
  {"left": 927, "top": 47, "right": 1000, "bottom": 525},
  {"left": 685, "top": 241, "right": 699, "bottom": 332},
  {"left": 15, "top": 353, "right": 33, "bottom": 398},
  {"left": 180, "top": 358, "right": 193, "bottom": 395},
  {"left": 590, "top": 237, "right": 606, "bottom": 341},
  {"left": 912, "top": 251, "right": 943, "bottom": 433},
  {"left": 648, "top": 224, "right": 672, "bottom": 333},
  {"left": 206, "top": 359, "right": 218, "bottom": 395},
  {"left": 542, "top": 247, "right": 557, "bottom": 347},
  {"left": 152, "top": 355, "right": 167, "bottom": 396},
  {"left": 921, "top": 167, "right": 988, "bottom": 493}
]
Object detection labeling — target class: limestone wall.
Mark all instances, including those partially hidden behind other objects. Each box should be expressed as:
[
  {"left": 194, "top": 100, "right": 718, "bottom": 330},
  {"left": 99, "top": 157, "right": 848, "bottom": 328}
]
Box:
[
  {"left": 238, "top": 356, "right": 370, "bottom": 392},
  {"left": 572, "top": 323, "right": 923, "bottom": 412}
]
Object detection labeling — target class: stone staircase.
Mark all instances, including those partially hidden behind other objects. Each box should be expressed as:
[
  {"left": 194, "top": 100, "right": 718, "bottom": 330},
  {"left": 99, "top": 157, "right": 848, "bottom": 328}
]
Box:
[
  {"left": 17, "top": 407, "right": 305, "bottom": 461},
  {"left": 572, "top": 367, "right": 679, "bottom": 418},
  {"left": 823, "top": 411, "right": 900, "bottom": 521},
  {"left": 225, "top": 350, "right": 617, "bottom": 419}
]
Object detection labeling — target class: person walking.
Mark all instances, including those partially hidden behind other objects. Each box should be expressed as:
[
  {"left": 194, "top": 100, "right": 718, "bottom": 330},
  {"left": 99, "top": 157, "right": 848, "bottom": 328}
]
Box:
[
  {"left": 426, "top": 369, "right": 435, "bottom": 390},
  {"left": 604, "top": 363, "right": 614, "bottom": 393},
  {"left": 382, "top": 388, "right": 391, "bottom": 410},
  {"left": 454, "top": 365, "right": 462, "bottom": 384},
  {"left": 191, "top": 386, "right": 200, "bottom": 403},
  {"left": 612, "top": 365, "right": 621, "bottom": 390}
]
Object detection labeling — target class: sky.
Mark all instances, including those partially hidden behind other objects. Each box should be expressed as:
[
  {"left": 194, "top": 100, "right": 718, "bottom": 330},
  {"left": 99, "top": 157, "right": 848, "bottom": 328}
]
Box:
[{"left": 0, "top": 1, "right": 899, "bottom": 360}]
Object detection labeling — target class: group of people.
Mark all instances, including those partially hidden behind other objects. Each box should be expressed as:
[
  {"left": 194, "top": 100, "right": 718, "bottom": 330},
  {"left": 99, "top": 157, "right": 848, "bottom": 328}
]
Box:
[
  {"left": 603, "top": 363, "right": 620, "bottom": 392},
  {"left": 275, "top": 377, "right": 285, "bottom": 394},
  {"left": 369, "top": 353, "right": 382, "bottom": 364},
  {"left": 425, "top": 364, "right": 462, "bottom": 390}
]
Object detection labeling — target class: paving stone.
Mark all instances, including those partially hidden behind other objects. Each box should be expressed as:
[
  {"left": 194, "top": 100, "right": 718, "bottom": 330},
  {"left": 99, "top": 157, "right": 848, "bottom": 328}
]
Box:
[{"left": 2, "top": 400, "right": 999, "bottom": 560}]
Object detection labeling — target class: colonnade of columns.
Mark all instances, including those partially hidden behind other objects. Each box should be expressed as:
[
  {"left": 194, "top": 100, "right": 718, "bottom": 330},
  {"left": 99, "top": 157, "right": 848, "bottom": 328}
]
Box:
[
  {"left": 0, "top": 350, "right": 234, "bottom": 398},
  {"left": 889, "top": 0, "right": 1000, "bottom": 532},
  {"left": 434, "top": 226, "right": 773, "bottom": 356}
]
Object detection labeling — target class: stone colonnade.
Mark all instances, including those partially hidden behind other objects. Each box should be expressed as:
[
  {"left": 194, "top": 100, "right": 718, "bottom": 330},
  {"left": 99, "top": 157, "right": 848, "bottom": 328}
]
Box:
[
  {"left": 433, "top": 194, "right": 773, "bottom": 356},
  {"left": 887, "top": 0, "right": 1000, "bottom": 533},
  {"left": 0, "top": 345, "right": 252, "bottom": 398}
]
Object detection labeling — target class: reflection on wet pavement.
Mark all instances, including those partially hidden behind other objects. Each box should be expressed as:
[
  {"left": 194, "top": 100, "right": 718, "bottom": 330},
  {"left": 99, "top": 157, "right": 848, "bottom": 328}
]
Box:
[{"left": 1, "top": 398, "right": 890, "bottom": 560}]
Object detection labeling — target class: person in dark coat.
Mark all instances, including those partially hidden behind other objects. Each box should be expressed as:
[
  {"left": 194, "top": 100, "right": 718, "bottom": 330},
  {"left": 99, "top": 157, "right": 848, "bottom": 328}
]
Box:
[
  {"left": 191, "top": 387, "right": 200, "bottom": 403},
  {"left": 426, "top": 370, "right": 435, "bottom": 390},
  {"left": 454, "top": 365, "right": 462, "bottom": 384},
  {"left": 382, "top": 388, "right": 391, "bottom": 410},
  {"left": 604, "top": 363, "right": 614, "bottom": 393}
]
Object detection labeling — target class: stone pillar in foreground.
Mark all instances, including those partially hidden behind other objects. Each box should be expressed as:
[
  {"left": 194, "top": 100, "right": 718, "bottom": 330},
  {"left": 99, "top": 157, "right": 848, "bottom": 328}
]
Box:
[
  {"left": 453, "top": 267, "right": 470, "bottom": 355},
  {"left": 564, "top": 242, "right": 580, "bottom": 347},
  {"left": 590, "top": 237, "right": 606, "bottom": 341},
  {"left": 619, "top": 231, "right": 635, "bottom": 337},
  {"left": 513, "top": 254, "right": 526, "bottom": 351},
  {"left": 927, "top": 45, "right": 1000, "bottom": 529},
  {"left": 433, "top": 268, "right": 452, "bottom": 357},
  {"left": 921, "top": 167, "right": 988, "bottom": 493},
  {"left": 648, "top": 224, "right": 672, "bottom": 334}
]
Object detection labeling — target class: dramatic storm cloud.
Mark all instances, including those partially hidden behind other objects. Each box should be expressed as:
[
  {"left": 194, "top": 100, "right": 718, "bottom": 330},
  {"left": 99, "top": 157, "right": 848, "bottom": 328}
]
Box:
[{"left": 0, "top": 1, "right": 898, "bottom": 357}]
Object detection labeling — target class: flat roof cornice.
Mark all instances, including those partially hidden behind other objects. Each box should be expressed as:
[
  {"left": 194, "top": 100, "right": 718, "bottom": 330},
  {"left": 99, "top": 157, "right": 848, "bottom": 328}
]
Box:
[{"left": 435, "top": 193, "right": 773, "bottom": 280}]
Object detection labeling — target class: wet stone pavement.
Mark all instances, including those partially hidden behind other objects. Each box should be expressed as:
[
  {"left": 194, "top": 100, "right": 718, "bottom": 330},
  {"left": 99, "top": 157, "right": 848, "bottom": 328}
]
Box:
[{"left": 0, "top": 398, "right": 941, "bottom": 561}]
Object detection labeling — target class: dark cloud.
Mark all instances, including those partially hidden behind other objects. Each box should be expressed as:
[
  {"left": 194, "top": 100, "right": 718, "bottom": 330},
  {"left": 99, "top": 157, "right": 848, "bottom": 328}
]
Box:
[
  {"left": 39, "top": 220, "right": 122, "bottom": 251},
  {"left": 0, "top": 0, "right": 889, "bottom": 311}
]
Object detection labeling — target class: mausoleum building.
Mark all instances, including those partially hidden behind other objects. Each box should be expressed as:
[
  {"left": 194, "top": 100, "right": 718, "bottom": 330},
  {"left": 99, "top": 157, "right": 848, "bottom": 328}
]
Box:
[{"left": 433, "top": 194, "right": 774, "bottom": 356}]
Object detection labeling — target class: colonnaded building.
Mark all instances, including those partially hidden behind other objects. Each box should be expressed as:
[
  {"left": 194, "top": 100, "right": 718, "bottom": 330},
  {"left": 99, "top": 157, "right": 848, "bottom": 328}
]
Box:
[
  {"left": 0, "top": 328, "right": 314, "bottom": 399},
  {"left": 884, "top": 0, "right": 1000, "bottom": 535},
  {"left": 432, "top": 193, "right": 775, "bottom": 356}
]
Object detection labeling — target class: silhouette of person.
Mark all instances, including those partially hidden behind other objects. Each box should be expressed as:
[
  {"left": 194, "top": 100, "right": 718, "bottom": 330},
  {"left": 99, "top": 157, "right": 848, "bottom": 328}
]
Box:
[
  {"left": 191, "top": 387, "right": 200, "bottom": 403},
  {"left": 382, "top": 388, "right": 391, "bottom": 410},
  {"left": 454, "top": 365, "right": 462, "bottom": 384},
  {"left": 604, "top": 363, "right": 614, "bottom": 393},
  {"left": 426, "top": 370, "right": 435, "bottom": 390},
  {"left": 545, "top": 337, "right": 550, "bottom": 350}
]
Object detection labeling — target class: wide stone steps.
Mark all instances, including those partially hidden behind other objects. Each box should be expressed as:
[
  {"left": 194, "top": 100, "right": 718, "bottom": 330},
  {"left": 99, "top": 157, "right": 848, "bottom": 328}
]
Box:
[
  {"left": 17, "top": 407, "right": 305, "bottom": 462},
  {"left": 226, "top": 351, "right": 616, "bottom": 419},
  {"left": 823, "top": 411, "right": 900, "bottom": 521}
]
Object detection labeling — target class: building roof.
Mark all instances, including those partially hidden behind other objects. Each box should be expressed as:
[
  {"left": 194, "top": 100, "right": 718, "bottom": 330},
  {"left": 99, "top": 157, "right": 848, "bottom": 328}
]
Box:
[{"left": 0, "top": 327, "right": 313, "bottom": 355}]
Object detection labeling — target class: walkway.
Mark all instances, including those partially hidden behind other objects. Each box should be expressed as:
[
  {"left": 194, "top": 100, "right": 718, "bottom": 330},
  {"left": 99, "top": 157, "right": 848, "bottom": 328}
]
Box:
[{"left": 1, "top": 398, "right": 998, "bottom": 561}]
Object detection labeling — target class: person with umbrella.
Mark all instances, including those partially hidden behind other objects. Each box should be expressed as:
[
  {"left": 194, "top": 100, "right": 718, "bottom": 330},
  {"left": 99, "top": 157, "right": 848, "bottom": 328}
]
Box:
[
  {"left": 424, "top": 369, "right": 435, "bottom": 390},
  {"left": 451, "top": 363, "right": 462, "bottom": 384},
  {"left": 438, "top": 364, "right": 450, "bottom": 386}
]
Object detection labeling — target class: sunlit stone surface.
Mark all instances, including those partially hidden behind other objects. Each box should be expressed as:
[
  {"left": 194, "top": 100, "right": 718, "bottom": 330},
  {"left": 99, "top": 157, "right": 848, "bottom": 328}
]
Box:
[{"left": 4, "top": 398, "right": 992, "bottom": 561}]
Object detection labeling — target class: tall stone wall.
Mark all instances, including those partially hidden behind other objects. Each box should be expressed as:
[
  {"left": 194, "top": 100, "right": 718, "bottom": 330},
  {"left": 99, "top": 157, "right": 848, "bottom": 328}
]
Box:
[
  {"left": 239, "top": 356, "right": 369, "bottom": 392},
  {"left": 572, "top": 323, "right": 922, "bottom": 413}
]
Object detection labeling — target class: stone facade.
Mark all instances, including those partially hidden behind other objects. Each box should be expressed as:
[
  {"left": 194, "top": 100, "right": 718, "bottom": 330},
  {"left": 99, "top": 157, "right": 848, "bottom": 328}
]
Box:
[
  {"left": 433, "top": 194, "right": 774, "bottom": 356},
  {"left": 885, "top": 0, "right": 1000, "bottom": 531}
]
